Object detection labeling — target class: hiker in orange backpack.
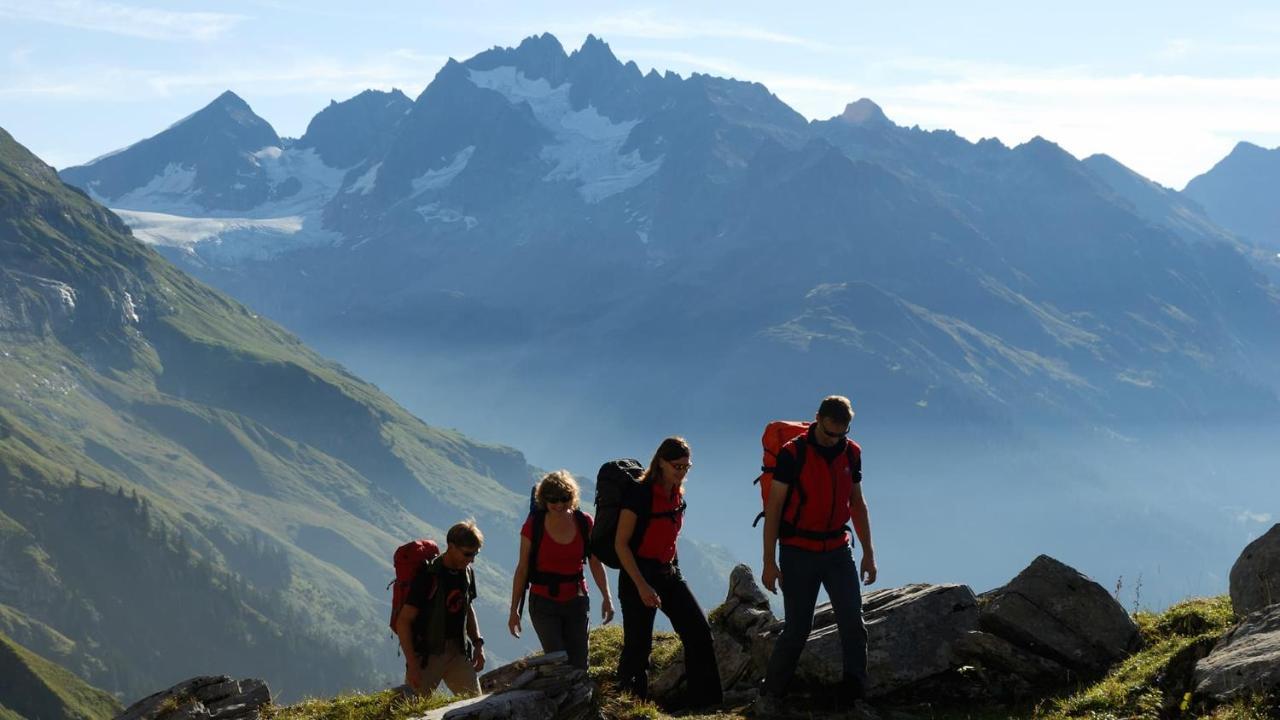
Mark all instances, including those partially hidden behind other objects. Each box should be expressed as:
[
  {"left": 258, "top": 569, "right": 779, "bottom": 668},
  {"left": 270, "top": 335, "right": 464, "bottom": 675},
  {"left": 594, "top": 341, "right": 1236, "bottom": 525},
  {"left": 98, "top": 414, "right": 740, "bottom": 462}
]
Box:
[
  {"left": 507, "top": 470, "right": 614, "bottom": 669},
  {"left": 614, "top": 437, "right": 722, "bottom": 708},
  {"left": 757, "top": 396, "right": 877, "bottom": 714},
  {"left": 395, "top": 520, "right": 487, "bottom": 698}
]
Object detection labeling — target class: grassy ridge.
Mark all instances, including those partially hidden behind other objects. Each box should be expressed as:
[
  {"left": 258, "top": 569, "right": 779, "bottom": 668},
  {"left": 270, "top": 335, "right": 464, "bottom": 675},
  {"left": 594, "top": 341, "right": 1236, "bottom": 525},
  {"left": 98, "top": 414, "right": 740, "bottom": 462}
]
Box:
[{"left": 0, "top": 627, "right": 120, "bottom": 720}]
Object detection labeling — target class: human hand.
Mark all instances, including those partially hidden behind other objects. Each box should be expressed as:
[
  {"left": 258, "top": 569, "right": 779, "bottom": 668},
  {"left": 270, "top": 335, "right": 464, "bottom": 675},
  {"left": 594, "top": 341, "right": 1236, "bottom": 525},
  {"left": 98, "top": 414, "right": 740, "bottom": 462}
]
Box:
[
  {"left": 472, "top": 646, "right": 486, "bottom": 672},
  {"left": 602, "top": 596, "right": 615, "bottom": 624},
  {"left": 861, "top": 554, "right": 878, "bottom": 585},
  {"left": 639, "top": 583, "right": 661, "bottom": 608},
  {"left": 508, "top": 608, "right": 522, "bottom": 638},
  {"left": 762, "top": 562, "right": 782, "bottom": 594}
]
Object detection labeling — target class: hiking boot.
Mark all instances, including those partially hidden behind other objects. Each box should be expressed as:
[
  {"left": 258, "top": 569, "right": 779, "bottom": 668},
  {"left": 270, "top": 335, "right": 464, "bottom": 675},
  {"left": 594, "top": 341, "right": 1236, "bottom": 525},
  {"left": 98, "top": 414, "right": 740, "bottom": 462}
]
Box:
[{"left": 752, "top": 692, "right": 787, "bottom": 717}]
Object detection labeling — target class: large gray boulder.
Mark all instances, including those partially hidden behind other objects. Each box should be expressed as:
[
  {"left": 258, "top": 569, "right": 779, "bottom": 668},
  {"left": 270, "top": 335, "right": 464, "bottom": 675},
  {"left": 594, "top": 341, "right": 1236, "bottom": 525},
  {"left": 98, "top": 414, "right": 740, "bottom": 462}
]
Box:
[
  {"left": 750, "top": 583, "right": 980, "bottom": 698},
  {"left": 420, "top": 651, "right": 595, "bottom": 720},
  {"left": 1193, "top": 604, "right": 1280, "bottom": 702},
  {"left": 1229, "top": 523, "right": 1280, "bottom": 617},
  {"left": 979, "top": 555, "right": 1138, "bottom": 677},
  {"left": 115, "top": 676, "right": 269, "bottom": 720}
]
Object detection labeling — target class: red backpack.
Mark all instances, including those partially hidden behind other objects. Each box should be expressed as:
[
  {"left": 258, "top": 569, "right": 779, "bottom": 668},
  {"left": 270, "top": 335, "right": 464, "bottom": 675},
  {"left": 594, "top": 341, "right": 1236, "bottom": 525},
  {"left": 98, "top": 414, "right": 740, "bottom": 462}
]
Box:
[
  {"left": 751, "top": 420, "right": 810, "bottom": 527},
  {"left": 388, "top": 539, "right": 439, "bottom": 631}
]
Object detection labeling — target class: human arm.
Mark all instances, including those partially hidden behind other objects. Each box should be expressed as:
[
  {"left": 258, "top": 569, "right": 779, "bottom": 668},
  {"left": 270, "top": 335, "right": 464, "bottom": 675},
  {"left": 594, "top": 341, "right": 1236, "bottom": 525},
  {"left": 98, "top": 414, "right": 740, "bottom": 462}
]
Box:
[
  {"left": 588, "top": 554, "right": 615, "bottom": 623},
  {"left": 761, "top": 479, "right": 789, "bottom": 594},
  {"left": 850, "top": 481, "right": 876, "bottom": 585},
  {"left": 395, "top": 604, "right": 422, "bottom": 689},
  {"left": 508, "top": 534, "right": 532, "bottom": 637},
  {"left": 467, "top": 603, "right": 485, "bottom": 670},
  {"left": 615, "top": 509, "right": 660, "bottom": 608}
]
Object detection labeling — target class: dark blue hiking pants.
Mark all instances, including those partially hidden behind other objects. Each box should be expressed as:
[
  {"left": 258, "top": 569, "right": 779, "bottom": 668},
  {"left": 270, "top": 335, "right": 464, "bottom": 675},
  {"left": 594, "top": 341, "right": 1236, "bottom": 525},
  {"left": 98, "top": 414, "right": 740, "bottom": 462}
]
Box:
[{"left": 763, "top": 543, "right": 868, "bottom": 698}]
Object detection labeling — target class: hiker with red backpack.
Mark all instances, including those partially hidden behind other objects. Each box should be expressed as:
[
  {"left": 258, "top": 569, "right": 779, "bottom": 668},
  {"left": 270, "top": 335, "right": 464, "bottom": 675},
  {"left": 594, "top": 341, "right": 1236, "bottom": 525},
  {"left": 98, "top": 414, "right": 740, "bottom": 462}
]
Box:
[
  {"left": 756, "top": 396, "right": 877, "bottom": 714},
  {"left": 613, "top": 437, "right": 722, "bottom": 708},
  {"left": 393, "top": 520, "right": 487, "bottom": 698},
  {"left": 507, "top": 470, "right": 614, "bottom": 669}
]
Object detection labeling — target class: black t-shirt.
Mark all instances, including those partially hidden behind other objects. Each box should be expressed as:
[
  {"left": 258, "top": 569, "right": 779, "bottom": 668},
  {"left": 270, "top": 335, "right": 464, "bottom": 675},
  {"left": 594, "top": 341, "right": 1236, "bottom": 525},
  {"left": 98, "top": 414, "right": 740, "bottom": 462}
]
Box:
[{"left": 406, "top": 559, "right": 476, "bottom": 643}]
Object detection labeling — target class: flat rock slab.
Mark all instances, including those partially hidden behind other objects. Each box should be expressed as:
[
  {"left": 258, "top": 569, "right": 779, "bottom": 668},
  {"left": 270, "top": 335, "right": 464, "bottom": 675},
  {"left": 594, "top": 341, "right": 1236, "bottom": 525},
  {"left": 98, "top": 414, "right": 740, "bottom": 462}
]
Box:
[
  {"left": 979, "top": 554, "right": 1137, "bottom": 675},
  {"left": 418, "top": 690, "right": 556, "bottom": 720},
  {"left": 1229, "top": 523, "right": 1280, "bottom": 617},
  {"left": 1194, "top": 604, "right": 1280, "bottom": 701}
]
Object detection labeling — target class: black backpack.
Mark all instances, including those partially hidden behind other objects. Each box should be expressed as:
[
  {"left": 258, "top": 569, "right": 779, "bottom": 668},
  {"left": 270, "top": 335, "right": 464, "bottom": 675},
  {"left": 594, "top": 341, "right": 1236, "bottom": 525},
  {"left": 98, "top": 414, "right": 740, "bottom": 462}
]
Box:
[
  {"left": 589, "top": 459, "right": 644, "bottom": 568},
  {"left": 590, "top": 458, "right": 687, "bottom": 568}
]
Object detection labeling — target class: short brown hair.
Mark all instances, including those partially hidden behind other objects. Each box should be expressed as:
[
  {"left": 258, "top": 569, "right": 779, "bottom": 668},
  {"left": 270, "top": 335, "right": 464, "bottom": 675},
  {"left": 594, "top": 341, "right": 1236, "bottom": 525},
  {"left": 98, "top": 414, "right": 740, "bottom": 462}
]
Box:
[
  {"left": 817, "top": 395, "right": 854, "bottom": 424},
  {"left": 446, "top": 519, "right": 484, "bottom": 549},
  {"left": 535, "top": 470, "right": 581, "bottom": 510}
]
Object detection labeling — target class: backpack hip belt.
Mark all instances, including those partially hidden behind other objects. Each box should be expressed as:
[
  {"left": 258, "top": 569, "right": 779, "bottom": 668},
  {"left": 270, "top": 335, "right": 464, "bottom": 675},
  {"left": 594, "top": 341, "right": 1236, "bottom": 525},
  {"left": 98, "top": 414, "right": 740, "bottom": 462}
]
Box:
[{"left": 527, "top": 569, "right": 586, "bottom": 599}]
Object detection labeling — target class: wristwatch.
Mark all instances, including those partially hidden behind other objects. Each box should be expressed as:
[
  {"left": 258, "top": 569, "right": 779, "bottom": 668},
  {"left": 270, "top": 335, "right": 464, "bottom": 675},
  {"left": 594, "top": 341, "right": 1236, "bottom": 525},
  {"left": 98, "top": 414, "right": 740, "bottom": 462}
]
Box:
[{"left": 471, "top": 636, "right": 485, "bottom": 649}]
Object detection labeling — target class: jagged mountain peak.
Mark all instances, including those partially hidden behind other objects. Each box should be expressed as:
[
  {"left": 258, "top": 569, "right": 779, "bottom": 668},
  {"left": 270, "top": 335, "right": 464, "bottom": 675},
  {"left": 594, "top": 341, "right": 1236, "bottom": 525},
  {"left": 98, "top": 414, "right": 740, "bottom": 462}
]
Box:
[{"left": 838, "top": 97, "right": 891, "bottom": 126}]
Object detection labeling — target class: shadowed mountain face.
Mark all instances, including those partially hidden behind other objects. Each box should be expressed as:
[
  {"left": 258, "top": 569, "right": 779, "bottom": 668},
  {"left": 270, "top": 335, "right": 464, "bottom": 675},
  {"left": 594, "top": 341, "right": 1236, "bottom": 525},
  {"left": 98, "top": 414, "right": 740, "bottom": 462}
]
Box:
[
  {"left": 1183, "top": 141, "right": 1280, "bottom": 250},
  {"left": 57, "top": 35, "right": 1280, "bottom": 609}
]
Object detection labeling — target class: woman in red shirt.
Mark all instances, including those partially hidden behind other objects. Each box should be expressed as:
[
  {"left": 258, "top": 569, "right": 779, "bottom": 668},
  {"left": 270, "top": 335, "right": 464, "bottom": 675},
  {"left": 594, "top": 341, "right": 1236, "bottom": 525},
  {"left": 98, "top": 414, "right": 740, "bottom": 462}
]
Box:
[
  {"left": 508, "top": 470, "right": 614, "bottom": 669},
  {"left": 614, "top": 437, "right": 722, "bottom": 708}
]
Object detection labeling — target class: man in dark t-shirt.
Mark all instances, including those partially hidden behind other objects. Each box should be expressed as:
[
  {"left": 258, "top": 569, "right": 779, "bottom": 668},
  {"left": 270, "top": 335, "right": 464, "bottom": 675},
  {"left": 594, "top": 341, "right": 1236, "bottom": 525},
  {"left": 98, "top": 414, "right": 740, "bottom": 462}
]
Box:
[{"left": 395, "top": 520, "right": 486, "bottom": 697}]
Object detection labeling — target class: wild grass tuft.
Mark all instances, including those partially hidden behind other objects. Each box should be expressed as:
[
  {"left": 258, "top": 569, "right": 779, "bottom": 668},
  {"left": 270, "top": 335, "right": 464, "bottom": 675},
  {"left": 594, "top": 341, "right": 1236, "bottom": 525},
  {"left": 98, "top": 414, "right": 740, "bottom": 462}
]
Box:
[{"left": 260, "top": 689, "right": 461, "bottom": 720}]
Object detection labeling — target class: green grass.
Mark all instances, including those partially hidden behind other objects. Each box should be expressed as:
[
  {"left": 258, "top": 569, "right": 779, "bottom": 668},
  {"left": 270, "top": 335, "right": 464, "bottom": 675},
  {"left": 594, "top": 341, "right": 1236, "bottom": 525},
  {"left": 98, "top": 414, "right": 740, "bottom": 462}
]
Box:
[
  {"left": 262, "top": 689, "right": 461, "bottom": 720},
  {"left": 1038, "top": 596, "right": 1237, "bottom": 720}
]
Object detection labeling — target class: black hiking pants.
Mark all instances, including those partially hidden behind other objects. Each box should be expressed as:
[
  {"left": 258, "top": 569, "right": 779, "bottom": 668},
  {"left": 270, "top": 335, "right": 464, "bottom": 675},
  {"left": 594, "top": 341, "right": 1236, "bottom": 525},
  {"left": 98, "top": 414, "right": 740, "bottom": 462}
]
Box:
[
  {"left": 617, "top": 560, "right": 722, "bottom": 707},
  {"left": 763, "top": 543, "right": 868, "bottom": 698}
]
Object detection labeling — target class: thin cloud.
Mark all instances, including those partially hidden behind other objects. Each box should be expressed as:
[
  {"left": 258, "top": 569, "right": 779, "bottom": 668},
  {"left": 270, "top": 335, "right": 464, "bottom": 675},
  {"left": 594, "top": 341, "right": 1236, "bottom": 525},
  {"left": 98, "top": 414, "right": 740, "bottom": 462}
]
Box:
[
  {"left": 0, "top": 0, "right": 243, "bottom": 41},
  {"left": 0, "top": 50, "right": 447, "bottom": 101}
]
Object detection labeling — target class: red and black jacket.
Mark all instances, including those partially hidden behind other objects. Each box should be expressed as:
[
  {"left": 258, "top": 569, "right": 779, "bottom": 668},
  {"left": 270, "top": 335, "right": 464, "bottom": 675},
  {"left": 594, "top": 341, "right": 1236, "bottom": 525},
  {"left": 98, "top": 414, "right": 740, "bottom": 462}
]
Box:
[{"left": 774, "top": 426, "right": 861, "bottom": 552}]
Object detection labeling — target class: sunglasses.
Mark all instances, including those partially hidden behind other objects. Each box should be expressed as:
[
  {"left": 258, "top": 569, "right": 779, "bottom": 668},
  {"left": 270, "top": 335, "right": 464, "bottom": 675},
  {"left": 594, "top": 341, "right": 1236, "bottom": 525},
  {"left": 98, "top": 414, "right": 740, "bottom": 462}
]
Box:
[
  {"left": 666, "top": 460, "right": 692, "bottom": 473},
  {"left": 457, "top": 548, "right": 480, "bottom": 559},
  {"left": 543, "top": 494, "right": 571, "bottom": 505}
]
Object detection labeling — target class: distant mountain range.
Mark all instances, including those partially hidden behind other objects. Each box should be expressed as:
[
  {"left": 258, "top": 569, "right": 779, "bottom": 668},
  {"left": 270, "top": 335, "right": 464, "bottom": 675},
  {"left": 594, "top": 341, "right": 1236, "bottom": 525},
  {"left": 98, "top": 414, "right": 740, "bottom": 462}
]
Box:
[
  {"left": 59, "top": 33, "right": 1280, "bottom": 443},
  {"left": 50, "top": 32, "right": 1280, "bottom": 618}
]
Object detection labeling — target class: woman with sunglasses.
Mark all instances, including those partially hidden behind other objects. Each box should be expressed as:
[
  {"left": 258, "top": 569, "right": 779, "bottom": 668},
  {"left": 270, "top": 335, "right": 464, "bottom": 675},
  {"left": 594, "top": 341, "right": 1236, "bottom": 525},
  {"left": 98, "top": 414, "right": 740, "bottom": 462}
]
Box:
[
  {"left": 508, "top": 470, "right": 614, "bottom": 669},
  {"left": 614, "top": 437, "right": 722, "bottom": 708}
]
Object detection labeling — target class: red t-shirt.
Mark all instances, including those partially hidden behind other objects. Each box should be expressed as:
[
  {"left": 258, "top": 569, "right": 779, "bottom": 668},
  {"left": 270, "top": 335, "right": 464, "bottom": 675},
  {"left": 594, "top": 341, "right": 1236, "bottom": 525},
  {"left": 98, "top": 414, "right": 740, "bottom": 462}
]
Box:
[
  {"left": 624, "top": 482, "right": 683, "bottom": 564},
  {"left": 521, "top": 512, "right": 592, "bottom": 601}
]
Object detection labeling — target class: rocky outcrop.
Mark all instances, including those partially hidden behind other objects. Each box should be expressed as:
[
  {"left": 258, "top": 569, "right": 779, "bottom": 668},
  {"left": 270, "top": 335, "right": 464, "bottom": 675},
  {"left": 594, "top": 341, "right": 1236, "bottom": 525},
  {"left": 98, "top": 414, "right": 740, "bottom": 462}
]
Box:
[
  {"left": 1193, "top": 604, "right": 1280, "bottom": 702},
  {"left": 420, "top": 651, "right": 595, "bottom": 720},
  {"left": 115, "top": 676, "right": 269, "bottom": 720},
  {"left": 1229, "top": 523, "right": 1280, "bottom": 617},
  {"left": 651, "top": 556, "right": 1138, "bottom": 706},
  {"left": 978, "top": 554, "right": 1139, "bottom": 677}
]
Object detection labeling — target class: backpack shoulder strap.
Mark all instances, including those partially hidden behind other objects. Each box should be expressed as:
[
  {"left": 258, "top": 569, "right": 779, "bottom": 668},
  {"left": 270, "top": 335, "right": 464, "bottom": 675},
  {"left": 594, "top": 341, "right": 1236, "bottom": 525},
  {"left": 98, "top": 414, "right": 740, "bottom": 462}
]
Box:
[
  {"left": 528, "top": 510, "right": 546, "bottom": 573},
  {"left": 573, "top": 509, "right": 591, "bottom": 561}
]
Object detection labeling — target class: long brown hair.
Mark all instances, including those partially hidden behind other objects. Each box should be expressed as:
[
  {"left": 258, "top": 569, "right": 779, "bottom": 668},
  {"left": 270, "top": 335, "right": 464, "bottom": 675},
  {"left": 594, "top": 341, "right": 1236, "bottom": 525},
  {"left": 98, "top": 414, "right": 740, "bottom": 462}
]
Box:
[{"left": 641, "top": 436, "right": 690, "bottom": 496}]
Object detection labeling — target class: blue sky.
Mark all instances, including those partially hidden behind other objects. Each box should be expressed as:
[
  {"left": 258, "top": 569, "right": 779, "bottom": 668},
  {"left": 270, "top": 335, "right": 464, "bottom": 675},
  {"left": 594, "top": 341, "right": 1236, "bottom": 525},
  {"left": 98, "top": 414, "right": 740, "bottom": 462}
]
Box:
[{"left": 2, "top": 0, "right": 1278, "bottom": 188}]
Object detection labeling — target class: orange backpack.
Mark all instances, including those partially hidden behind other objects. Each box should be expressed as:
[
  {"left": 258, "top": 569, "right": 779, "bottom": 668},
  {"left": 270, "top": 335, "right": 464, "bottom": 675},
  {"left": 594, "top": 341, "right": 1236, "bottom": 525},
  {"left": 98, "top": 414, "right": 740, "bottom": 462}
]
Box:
[{"left": 752, "top": 420, "right": 810, "bottom": 527}]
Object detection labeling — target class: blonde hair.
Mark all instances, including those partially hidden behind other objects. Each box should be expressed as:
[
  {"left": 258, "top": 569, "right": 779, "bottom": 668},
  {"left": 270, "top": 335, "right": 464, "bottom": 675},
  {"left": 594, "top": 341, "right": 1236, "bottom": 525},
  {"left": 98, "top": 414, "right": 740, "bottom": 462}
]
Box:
[
  {"left": 641, "top": 436, "right": 690, "bottom": 496},
  {"left": 534, "top": 470, "right": 580, "bottom": 510},
  {"left": 447, "top": 519, "right": 484, "bottom": 548}
]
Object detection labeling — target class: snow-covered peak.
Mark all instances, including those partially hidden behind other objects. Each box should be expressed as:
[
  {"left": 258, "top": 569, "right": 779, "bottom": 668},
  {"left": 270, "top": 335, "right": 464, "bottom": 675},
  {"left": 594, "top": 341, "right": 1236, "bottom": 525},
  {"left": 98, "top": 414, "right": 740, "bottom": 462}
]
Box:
[{"left": 467, "top": 66, "right": 661, "bottom": 202}]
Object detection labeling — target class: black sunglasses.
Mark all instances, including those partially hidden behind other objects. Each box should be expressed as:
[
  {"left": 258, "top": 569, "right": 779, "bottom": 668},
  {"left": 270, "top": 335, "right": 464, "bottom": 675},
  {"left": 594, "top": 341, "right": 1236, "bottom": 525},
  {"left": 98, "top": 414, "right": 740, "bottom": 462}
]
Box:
[{"left": 543, "top": 494, "right": 571, "bottom": 504}]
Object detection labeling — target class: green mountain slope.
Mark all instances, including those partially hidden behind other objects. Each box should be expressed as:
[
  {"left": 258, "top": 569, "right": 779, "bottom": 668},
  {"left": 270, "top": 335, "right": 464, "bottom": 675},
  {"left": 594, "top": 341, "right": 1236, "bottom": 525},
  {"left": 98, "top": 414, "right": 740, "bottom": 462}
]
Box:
[
  {"left": 0, "top": 127, "right": 535, "bottom": 701},
  {"left": 0, "top": 621, "right": 120, "bottom": 720}
]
